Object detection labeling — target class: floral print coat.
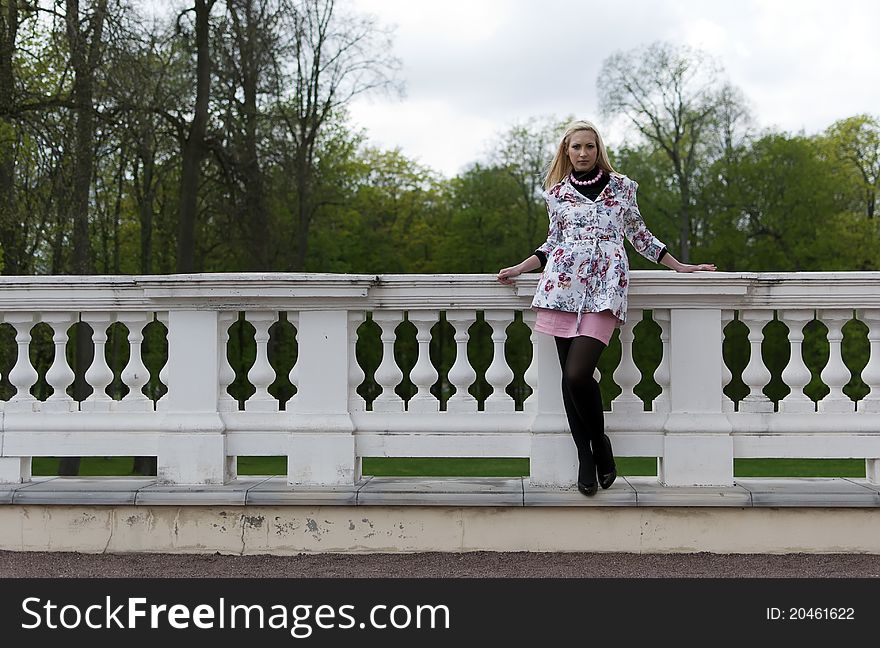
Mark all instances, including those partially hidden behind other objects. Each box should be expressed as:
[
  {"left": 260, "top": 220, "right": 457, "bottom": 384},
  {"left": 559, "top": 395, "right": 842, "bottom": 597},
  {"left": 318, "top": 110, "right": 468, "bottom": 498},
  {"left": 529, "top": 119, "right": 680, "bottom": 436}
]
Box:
[{"left": 530, "top": 173, "right": 666, "bottom": 329}]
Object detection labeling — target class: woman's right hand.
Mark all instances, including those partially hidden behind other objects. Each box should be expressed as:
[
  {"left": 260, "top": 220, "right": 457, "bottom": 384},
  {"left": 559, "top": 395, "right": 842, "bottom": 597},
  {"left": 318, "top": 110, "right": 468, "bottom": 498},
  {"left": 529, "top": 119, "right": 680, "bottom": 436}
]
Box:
[{"left": 497, "top": 265, "right": 523, "bottom": 285}]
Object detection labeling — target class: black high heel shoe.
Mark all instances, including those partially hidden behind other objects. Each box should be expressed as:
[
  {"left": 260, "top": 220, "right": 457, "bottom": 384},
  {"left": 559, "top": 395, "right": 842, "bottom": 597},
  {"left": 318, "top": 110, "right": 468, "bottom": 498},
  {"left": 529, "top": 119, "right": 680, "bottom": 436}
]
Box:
[
  {"left": 577, "top": 480, "right": 598, "bottom": 496},
  {"left": 577, "top": 460, "right": 598, "bottom": 496},
  {"left": 598, "top": 469, "right": 616, "bottom": 490}
]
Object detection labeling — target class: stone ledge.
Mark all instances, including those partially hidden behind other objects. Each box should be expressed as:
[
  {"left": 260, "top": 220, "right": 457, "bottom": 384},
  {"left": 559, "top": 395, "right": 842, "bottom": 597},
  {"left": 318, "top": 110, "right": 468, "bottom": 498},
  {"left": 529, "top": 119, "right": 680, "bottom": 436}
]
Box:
[{"left": 1, "top": 476, "right": 878, "bottom": 507}]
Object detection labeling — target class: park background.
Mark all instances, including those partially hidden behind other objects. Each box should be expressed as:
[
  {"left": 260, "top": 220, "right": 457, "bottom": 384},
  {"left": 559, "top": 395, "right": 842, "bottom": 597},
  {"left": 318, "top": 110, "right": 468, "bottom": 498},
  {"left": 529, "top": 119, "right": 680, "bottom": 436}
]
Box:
[{"left": 0, "top": 0, "right": 878, "bottom": 478}]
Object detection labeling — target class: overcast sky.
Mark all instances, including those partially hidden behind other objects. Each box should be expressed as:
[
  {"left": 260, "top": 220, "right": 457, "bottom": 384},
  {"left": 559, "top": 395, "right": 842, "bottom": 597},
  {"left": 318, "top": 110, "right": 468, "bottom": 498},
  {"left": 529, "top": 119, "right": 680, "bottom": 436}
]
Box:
[{"left": 344, "top": 0, "right": 880, "bottom": 176}]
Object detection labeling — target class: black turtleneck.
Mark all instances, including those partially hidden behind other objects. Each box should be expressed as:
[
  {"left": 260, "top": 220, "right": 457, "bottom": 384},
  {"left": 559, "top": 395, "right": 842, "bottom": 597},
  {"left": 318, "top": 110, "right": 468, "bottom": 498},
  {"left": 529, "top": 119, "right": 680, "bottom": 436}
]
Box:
[
  {"left": 532, "top": 169, "right": 667, "bottom": 269},
  {"left": 570, "top": 167, "right": 610, "bottom": 201}
]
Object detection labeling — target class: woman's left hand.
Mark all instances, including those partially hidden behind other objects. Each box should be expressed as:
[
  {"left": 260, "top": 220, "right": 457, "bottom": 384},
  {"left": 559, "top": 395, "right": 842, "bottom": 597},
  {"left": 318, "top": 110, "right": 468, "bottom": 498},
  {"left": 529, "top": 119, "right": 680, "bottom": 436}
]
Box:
[{"left": 677, "top": 262, "right": 717, "bottom": 272}]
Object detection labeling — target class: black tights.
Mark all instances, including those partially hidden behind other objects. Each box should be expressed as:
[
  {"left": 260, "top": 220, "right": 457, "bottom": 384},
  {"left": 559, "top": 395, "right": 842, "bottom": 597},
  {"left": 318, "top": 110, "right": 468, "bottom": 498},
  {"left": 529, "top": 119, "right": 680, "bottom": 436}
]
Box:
[{"left": 554, "top": 335, "right": 616, "bottom": 485}]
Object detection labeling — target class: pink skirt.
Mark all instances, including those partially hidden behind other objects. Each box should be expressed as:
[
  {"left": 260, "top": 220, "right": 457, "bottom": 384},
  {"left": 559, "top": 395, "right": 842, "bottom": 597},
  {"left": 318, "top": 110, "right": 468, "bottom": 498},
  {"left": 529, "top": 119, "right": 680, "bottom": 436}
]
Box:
[{"left": 532, "top": 307, "right": 619, "bottom": 344}]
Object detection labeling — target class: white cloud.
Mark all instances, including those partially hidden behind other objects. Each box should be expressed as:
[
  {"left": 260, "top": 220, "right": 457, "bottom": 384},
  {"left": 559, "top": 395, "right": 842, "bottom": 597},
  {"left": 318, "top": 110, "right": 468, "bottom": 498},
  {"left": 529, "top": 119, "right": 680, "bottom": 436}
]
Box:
[{"left": 348, "top": 0, "right": 880, "bottom": 175}]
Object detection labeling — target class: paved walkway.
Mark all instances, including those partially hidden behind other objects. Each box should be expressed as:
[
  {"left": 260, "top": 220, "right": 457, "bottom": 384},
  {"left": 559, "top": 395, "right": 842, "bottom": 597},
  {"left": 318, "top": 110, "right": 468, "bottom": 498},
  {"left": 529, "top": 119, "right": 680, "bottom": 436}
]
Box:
[{"left": 2, "top": 550, "right": 879, "bottom": 578}]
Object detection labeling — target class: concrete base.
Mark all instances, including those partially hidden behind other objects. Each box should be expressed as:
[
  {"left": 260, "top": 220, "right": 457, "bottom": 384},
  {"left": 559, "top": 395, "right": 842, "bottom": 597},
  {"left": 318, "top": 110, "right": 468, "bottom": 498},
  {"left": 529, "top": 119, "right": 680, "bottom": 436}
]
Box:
[
  {"left": 2, "top": 504, "right": 880, "bottom": 554},
  {"left": 2, "top": 476, "right": 878, "bottom": 554}
]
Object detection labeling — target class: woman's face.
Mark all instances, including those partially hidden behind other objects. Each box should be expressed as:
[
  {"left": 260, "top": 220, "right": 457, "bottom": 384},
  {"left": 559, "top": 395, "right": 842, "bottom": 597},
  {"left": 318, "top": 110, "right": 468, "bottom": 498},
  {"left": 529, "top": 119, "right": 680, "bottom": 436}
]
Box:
[{"left": 567, "top": 130, "right": 599, "bottom": 173}]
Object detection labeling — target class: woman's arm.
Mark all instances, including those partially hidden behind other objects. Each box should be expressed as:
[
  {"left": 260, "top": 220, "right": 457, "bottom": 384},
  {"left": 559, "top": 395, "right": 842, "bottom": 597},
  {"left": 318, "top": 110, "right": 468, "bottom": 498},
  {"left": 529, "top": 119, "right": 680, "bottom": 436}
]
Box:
[
  {"left": 497, "top": 254, "right": 542, "bottom": 284},
  {"left": 659, "top": 250, "right": 717, "bottom": 273}
]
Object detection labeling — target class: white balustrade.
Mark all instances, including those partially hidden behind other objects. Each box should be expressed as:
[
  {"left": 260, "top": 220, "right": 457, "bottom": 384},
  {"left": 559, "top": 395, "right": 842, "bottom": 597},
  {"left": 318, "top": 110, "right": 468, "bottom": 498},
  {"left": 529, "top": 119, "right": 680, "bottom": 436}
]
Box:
[
  {"left": 857, "top": 308, "right": 880, "bottom": 413},
  {"left": 779, "top": 309, "right": 816, "bottom": 413},
  {"left": 483, "top": 309, "right": 515, "bottom": 412},
  {"left": 287, "top": 311, "right": 300, "bottom": 410},
  {"left": 217, "top": 311, "right": 238, "bottom": 413},
  {"left": 612, "top": 309, "right": 642, "bottom": 413},
  {"left": 156, "top": 312, "right": 169, "bottom": 411},
  {"left": 6, "top": 313, "right": 38, "bottom": 411},
  {"left": 818, "top": 309, "right": 855, "bottom": 413},
  {"left": 445, "top": 310, "right": 477, "bottom": 412},
  {"left": 0, "top": 273, "right": 879, "bottom": 488},
  {"left": 42, "top": 312, "right": 76, "bottom": 412},
  {"left": 407, "top": 311, "right": 440, "bottom": 412},
  {"left": 522, "top": 309, "right": 538, "bottom": 414},
  {"left": 652, "top": 309, "right": 671, "bottom": 414},
  {"left": 738, "top": 309, "right": 774, "bottom": 413},
  {"left": 82, "top": 312, "right": 115, "bottom": 412},
  {"left": 720, "top": 309, "right": 735, "bottom": 413},
  {"left": 348, "top": 310, "right": 365, "bottom": 412},
  {"left": 372, "top": 310, "right": 404, "bottom": 412},
  {"left": 116, "top": 312, "right": 152, "bottom": 411},
  {"left": 662, "top": 308, "right": 732, "bottom": 486},
  {"left": 244, "top": 311, "right": 278, "bottom": 412}
]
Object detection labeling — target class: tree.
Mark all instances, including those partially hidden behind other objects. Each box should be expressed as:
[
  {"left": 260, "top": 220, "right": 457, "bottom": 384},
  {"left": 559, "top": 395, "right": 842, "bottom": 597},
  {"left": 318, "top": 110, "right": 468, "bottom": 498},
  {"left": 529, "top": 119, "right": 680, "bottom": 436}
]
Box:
[
  {"left": 65, "top": 0, "right": 111, "bottom": 275},
  {"left": 825, "top": 114, "right": 880, "bottom": 219},
  {"left": 598, "top": 41, "right": 749, "bottom": 263},
  {"left": 0, "top": 0, "right": 22, "bottom": 274},
  {"left": 215, "top": 0, "right": 285, "bottom": 269},
  {"left": 489, "top": 116, "right": 567, "bottom": 254},
  {"left": 273, "top": 0, "right": 401, "bottom": 271},
  {"left": 175, "top": 0, "right": 216, "bottom": 272}
]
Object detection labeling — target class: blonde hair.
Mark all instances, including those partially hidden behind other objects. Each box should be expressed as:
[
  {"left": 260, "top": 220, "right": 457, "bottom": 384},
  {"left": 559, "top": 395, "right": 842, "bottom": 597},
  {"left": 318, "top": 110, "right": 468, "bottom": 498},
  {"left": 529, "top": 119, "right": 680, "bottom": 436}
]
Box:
[{"left": 543, "top": 120, "right": 616, "bottom": 190}]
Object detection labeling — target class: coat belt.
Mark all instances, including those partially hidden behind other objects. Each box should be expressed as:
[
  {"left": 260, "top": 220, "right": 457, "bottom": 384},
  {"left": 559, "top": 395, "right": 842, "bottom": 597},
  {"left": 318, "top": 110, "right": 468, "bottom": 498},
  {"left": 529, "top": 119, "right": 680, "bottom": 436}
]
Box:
[
  {"left": 562, "top": 234, "right": 621, "bottom": 244},
  {"left": 554, "top": 235, "right": 621, "bottom": 332}
]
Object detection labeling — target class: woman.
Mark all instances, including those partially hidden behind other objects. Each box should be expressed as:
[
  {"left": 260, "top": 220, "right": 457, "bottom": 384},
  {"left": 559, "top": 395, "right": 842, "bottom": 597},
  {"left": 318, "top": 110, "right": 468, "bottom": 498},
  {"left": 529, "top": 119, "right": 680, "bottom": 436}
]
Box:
[{"left": 497, "top": 120, "right": 716, "bottom": 496}]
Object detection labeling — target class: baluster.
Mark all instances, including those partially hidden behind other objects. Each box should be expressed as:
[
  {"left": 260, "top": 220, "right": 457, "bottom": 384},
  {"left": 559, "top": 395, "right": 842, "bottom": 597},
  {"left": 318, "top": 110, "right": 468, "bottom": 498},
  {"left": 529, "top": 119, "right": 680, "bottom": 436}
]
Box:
[
  {"left": 217, "top": 311, "right": 237, "bottom": 413},
  {"left": 863, "top": 311, "right": 880, "bottom": 483},
  {"left": 81, "top": 312, "right": 114, "bottom": 412},
  {"left": 115, "top": 312, "right": 152, "bottom": 411},
  {"left": 483, "top": 309, "right": 515, "bottom": 412},
  {"left": 652, "top": 309, "right": 671, "bottom": 413},
  {"left": 347, "top": 310, "right": 365, "bottom": 413},
  {"left": 720, "top": 309, "right": 735, "bottom": 413},
  {"left": 612, "top": 309, "right": 642, "bottom": 413},
  {"left": 738, "top": 309, "right": 773, "bottom": 413},
  {"left": 371, "top": 310, "right": 404, "bottom": 412},
  {"left": 41, "top": 313, "right": 76, "bottom": 412},
  {"left": 856, "top": 308, "right": 880, "bottom": 413},
  {"left": 779, "top": 309, "right": 816, "bottom": 413},
  {"left": 287, "top": 311, "right": 300, "bottom": 410},
  {"left": 6, "top": 314, "right": 38, "bottom": 411},
  {"left": 407, "top": 311, "right": 439, "bottom": 412},
  {"left": 818, "top": 308, "right": 855, "bottom": 413},
  {"left": 245, "top": 311, "right": 278, "bottom": 412},
  {"left": 156, "top": 312, "right": 170, "bottom": 411},
  {"left": 522, "top": 309, "right": 538, "bottom": 414},
  {"left": 446, "top": 310, "right": 477, "bottom": 413}
]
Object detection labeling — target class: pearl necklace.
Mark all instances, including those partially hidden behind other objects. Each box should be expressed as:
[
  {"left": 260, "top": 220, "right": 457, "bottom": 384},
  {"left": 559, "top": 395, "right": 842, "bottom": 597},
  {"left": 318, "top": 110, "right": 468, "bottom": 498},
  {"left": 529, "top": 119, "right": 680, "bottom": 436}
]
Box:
[{"left": 569, "top": 168, "right": 604, "bottom": 186}]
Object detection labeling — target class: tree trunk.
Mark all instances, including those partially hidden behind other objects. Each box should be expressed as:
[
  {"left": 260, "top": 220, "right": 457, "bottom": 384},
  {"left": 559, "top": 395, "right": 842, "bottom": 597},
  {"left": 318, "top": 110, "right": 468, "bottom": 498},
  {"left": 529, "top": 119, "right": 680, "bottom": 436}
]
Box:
[
  {"left": 231, "top": 0, "right": 269, "bottom": 270},
  {"left": 66, "top": 0, "right": 106, "bottom": 276},
  {"left": 177, "top": 0, "right": 214, "bottom": 273},
  {"left": 0, "top": 0, "right": 20, "bottom": 274}
]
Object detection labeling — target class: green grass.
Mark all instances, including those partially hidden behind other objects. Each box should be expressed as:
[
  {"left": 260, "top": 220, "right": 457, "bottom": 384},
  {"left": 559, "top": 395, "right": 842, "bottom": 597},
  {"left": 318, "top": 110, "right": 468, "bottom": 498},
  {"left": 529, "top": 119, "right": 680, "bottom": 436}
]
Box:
[
  {"left": 733, "top": 458, "right": 865, "bottom": 478},
  {"left": 29, "top": 456, "right": 868, "bottom": 478}
]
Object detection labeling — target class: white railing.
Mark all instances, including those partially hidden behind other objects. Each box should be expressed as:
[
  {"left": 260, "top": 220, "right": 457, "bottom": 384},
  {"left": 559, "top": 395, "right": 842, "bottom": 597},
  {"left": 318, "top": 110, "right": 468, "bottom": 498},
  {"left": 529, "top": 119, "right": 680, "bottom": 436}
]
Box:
[{"left": 0, "top": 272, "right": 879, "bottom": 487}]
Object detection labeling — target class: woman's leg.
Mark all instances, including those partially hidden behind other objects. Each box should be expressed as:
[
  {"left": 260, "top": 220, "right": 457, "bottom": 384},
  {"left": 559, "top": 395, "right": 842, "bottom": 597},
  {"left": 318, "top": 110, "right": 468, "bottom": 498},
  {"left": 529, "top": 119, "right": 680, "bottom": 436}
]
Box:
[
  {"left": 555, "top": 336, "right": 595, "bottom": 486},
  {"left": 555, "top": 335, "right": 615, "bottom": 486}
]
